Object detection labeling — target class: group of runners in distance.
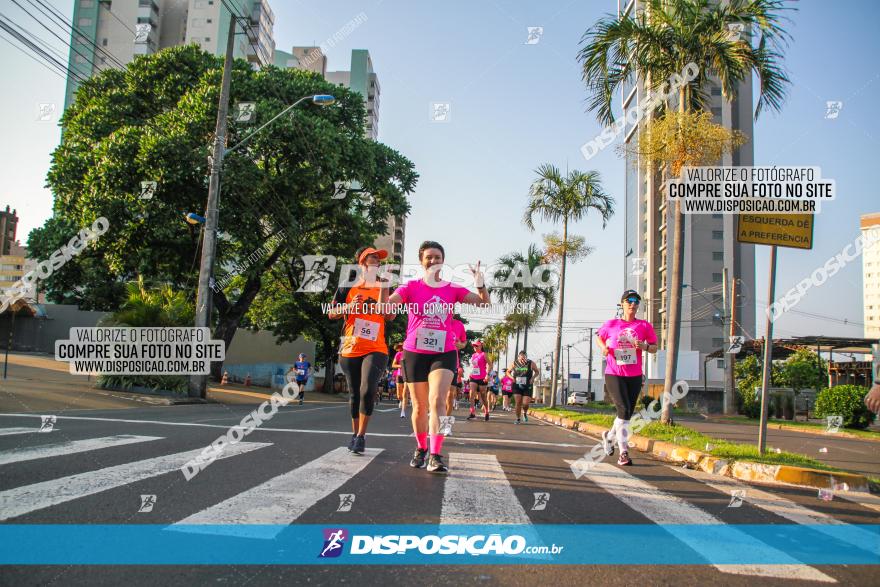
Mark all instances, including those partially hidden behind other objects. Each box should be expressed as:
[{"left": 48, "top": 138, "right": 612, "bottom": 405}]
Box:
[{"left": 325, "top": 240, "right": 657, "bottom": 473}]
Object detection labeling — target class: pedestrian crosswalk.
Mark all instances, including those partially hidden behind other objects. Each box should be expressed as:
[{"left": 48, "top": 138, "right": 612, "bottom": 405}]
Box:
[
  {"left": 0, "top": 439, "right": 270, "bottom": 522},
  {"left": 172, "top": 447, "right": 383, "bottom": 538},
  {"left": 565, "top": 460, "right": 837, "bottom": 582},
  {"left": 0, "top": 425, "right": 876, "bottom": 579}
]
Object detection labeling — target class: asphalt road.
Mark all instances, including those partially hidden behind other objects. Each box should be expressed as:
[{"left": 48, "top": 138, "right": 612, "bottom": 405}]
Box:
[{"left": 0, "top": 394, "right": 878, "bottom": 586}]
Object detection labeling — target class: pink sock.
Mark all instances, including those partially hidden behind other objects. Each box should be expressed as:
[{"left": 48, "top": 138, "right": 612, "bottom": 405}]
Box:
[
  {"left": 430, "top": 434, "right": 445, "bottom": 455},
  {"left": 416, "top": 432, "right": 428, "bottom": 450},
  {"left": 469, "top": 404, "right": 475, "bottom": 415}
]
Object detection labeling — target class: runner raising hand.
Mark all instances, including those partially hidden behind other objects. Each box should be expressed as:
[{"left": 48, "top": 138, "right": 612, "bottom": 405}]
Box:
[{"left": 386, "top": 242, "right": 490, "bottom": 473}]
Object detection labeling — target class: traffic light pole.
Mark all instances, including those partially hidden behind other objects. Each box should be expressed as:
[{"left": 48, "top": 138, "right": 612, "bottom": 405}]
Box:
[{"left": 189, "top": 14, "right": 237, "bottom": 399}]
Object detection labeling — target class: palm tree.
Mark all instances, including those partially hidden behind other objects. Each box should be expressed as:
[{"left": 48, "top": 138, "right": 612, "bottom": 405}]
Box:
[
  {"left": 577, "top": 0, "right": 792, "bottom": 422},
  {"left": 524, "top": 164, "right": 614, "bottom": 407},
  {"left": 105, "top": 277, "right": 194, "bottom": 327},
  {"left": 482, "top": 322, "right": 513, "bottom": 371},
  {"left": 492, "top": 244, "right": 558, "bottom": 354}
]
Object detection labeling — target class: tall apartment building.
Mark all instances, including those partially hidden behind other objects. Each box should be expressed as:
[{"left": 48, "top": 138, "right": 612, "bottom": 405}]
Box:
[
  {"left": 862, "top": 213, "right": 880, "bottom": 340},
  {"left": 0, "top": 207, "right": 24, "bottom": 293},
  {"left": 64, "top": 0, "right": 276, "bottom": 109},
  {"left": 617, "top": 0, "right": 756, "bottom": 385},
  {"left": 0, "top": 206, "right": 19, "bottom": 256},
  {"left": 274, "top": 46, "right": 327, "bottom": 77},
  {"left": 326, "top": 49, "right": 379, "bottom": 140},
  {"left": 325, "top": 50, "right": 404, "bottom": 264}
]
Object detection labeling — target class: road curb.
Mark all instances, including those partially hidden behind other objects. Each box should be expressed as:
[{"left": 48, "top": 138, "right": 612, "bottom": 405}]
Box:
[{"left": 531, "top": 410, "right": 871, "bottom": 494}]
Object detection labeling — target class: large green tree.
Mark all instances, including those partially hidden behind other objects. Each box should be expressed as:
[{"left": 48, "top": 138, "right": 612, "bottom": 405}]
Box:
[{"left": 36, "top": 45, "right": 417, "bottom": 380}]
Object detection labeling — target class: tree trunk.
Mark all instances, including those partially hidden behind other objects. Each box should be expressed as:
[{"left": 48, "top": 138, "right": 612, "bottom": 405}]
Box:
[
  {"left": 523, "top": 323, "right": 529, "bottom": 354},
  {"left": 209, "top": 274, "right": 264, "bottom": 382},
  {"left": 208, "top": 243, "right": 285, "bottom": 382},
  {"left": 515, "top": 328, "right": 521, "bottom": 355},
  {"left": 322, "top": 335, "right": 336, "bottom": 394},
  {"left": 550, "top": 216, "right": 568, "bottom": 408},
  {"left": 661, "top": 88, "right": 688, "bottom": 424}
]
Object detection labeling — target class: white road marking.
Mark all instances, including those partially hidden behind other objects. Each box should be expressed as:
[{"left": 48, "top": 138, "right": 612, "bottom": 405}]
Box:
[
  {"left": 0, "top": 442, "right": 270, "bottom": 521},
  {"left": 0, "top": 427, "right": 41, "bottom": 436},
  {"left": 0, "top": 435, "right": 162, "bottom": 466},
  {"left": 836, "top": 491, "right": 880, "bottom": 514},
  {"left": 0, "top": 414, "right": 586, "bottom": 447},
  {"left": 171, "top": 447, "right": 382, "bottom": 539},
  {"left": 442, "top": 453, "right": 530, "bottom": 525},
  {"left": 567, "top": 460, "right": 836, "bottom": 583},
  {"left": 675, "top": 464, "right": 878, "bottom": 554},
  {"left": 0, "top": 413, "right": 410, "bottom": 438}
]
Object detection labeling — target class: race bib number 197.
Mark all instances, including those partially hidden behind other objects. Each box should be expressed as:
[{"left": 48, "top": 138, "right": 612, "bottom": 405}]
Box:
[
  {"left": 415, "top": 328, "right": 446, "bottom": 352},
  {"left": 614, "top": 348, "right": 636, "bottom": 366}
]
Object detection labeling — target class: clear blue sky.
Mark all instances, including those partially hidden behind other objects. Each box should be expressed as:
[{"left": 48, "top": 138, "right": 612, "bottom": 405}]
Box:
[{"left": 1, "top": 0, "right": 877, "bottom": 371}]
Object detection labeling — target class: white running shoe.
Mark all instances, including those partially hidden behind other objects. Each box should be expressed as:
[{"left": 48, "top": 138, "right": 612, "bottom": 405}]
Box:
[{"left": 602, "top": 430, "right": 615, "bottom": 456}]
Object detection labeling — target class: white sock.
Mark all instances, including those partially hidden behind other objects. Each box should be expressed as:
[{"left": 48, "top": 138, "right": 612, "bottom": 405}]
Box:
[
  {"left": 616, "top": 418, "right": 630, "bottom": 453},
  {"left": 608, "top": 417, "right": 621, "bottom": 442}
]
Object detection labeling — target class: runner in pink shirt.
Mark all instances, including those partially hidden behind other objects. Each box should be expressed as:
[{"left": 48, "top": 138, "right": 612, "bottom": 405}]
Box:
[
  {"left": 500, "top": 369, "right": 514, "bottom": 411},
  {"left": 391, "top": 343, "right": 407, "bottom": 418},
  {"left": 447, "top": 318, "right": 467, "bottom": 417},
  {"left": 596, "top": 289, "right": 658, "bottom": 466},
  {"left": 387, "top": 240, "right": 491, "bottom": 474},
  {"left": 467, "top": 341, "right": 493, "bottom": 421}
]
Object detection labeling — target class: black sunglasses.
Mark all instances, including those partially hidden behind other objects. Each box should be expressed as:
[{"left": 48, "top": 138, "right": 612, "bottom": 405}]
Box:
[{"left": 624, "top": 297, "right": 640, "bottom": 304}]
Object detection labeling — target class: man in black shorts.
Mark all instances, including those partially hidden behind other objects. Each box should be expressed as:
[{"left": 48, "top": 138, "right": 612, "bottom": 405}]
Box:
[{"left": 509, "top": 350, "right": 540, "bottom": 424}]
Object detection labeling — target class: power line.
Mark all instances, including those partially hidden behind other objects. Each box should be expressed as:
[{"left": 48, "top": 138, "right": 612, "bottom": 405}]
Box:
[
  {"left": 4, "top": 2, "right": 102, "bottom": 77},
  {"left": 4, "top": 10, "right": 68, "bottom": 64},
  {"left": 0, "top": 28, "right": 67, "bottom": 81},
  {"left": 25, "top": 0, "right": 127, "bottom": 70},
  {"left": 0, "top": 15, "right": 87, "bottom": 84}
]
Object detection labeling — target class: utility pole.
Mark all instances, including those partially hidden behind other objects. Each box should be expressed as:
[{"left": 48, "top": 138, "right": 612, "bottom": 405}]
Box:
[
  {"left": 587, "top": 327, "right": 594, "bottom": 399},
  {"left": 190, "top": 13, "right": 237, "bottom": 399},
  {"left": 758, "top": 246, "right": 778, "bottom": 454},
  {"left": 566, "top": 344, "right": 571, "bottom": 396},
  {"left": 726, "top": 276, "right": 739, "bottom": 414},
  {"left": 722, "top": 268, "right": 730, "bottom": 413}
]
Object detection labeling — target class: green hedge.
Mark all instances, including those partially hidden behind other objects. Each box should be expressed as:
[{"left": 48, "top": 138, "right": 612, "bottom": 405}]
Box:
[
  {"left": 814, "top": 385, "right": 875, "bottom": 430},
  {"left": 736, "top": 382, "right": 761, "bottom": 419}
]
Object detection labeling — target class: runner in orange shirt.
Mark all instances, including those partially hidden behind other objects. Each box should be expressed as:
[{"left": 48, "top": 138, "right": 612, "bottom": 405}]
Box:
[{"left": 328, "top": 247, "right": 392, "bottom": 455}]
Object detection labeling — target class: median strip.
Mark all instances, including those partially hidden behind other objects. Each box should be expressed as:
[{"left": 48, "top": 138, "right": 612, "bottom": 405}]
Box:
[{"left": 532, "top": 407, "right": 873, "bottom": 494}]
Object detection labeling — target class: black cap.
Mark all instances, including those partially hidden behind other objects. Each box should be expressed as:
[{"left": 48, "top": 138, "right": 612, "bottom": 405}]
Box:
[{"left": 621, "top": 289, "right": 641, "bottom": 302}]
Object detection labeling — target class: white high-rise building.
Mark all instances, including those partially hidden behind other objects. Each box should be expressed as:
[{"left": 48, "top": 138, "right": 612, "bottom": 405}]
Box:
[
  {"left": 862, "top": 213, "right": 880, "bottom": 340},
  {"left": 64, "top": 0, "right": 276, "bottom": 109}
]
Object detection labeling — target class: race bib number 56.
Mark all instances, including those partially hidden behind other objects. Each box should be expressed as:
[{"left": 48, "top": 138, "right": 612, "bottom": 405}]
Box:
[{"left": 354, "top": 318, "right": 380, "bottom": 341}]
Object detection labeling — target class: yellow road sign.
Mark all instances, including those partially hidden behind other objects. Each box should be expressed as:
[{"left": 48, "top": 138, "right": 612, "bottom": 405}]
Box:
[{"left": 737, "top": 213, "right": 814, "bottom": 249}]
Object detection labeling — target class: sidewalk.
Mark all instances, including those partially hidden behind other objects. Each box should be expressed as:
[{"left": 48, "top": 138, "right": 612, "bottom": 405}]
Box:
[
  {"left": 677, "top": 417, "right": 880, "bottom": 479},
  {"left": 0, "top": 352, "right": 347, "bottom": 412}
]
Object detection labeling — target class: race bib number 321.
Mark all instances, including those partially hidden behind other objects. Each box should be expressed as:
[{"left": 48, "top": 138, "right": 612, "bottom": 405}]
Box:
[{"left": 415, "top": 328, "right": 446, "bottom": 352}]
